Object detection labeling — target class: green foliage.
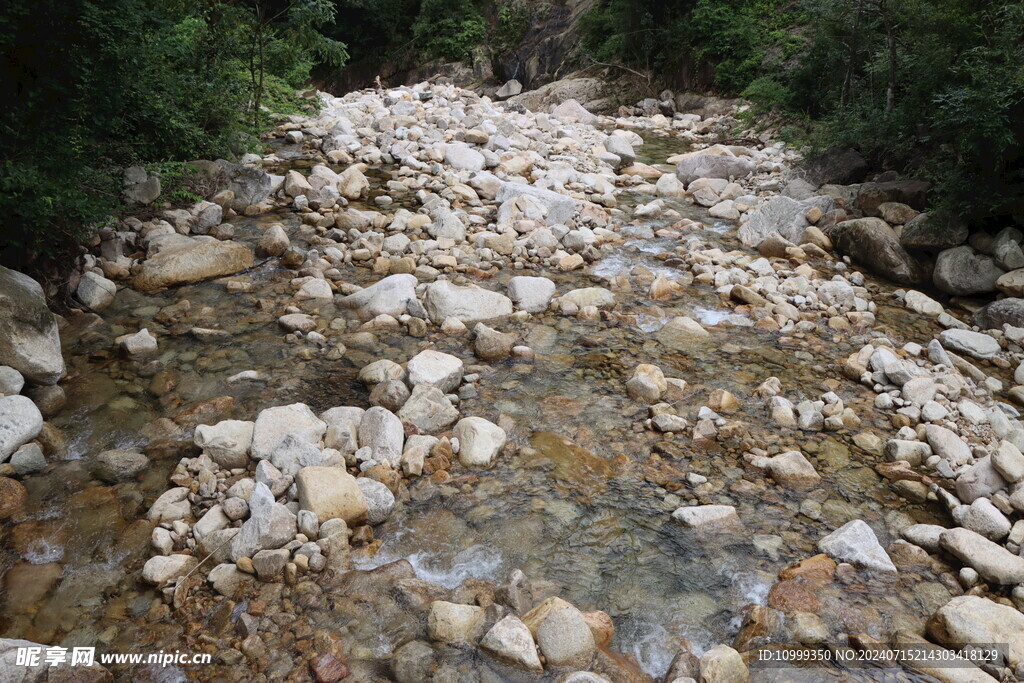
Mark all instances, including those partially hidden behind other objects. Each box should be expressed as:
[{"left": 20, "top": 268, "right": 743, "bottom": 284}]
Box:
[
  {"left": 147, "top": 162, "right": 203, "bottom": 204},
  {"left": 0, "top": 0, "right": 346, "bottom": 265},
  {"left": 412, "top": 0, "right": 487, "bottom": 62},
  {"left": 494, "top": 0, "right": 532, "bottom": 51}
]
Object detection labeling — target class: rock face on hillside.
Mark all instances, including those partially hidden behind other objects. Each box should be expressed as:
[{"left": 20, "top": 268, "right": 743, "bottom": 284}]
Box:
[{"left": 0, "top": 266, "right": 64, "bottom": 385}]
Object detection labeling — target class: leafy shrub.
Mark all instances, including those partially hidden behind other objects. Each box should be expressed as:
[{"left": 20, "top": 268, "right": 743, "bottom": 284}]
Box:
[{"left": 412, "top": 0, "right": 488, "bottom": 62}]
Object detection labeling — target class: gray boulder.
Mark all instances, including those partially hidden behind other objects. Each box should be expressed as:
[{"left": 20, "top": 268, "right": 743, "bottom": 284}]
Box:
[
  {"left": 340, "top": 274, "right": 418, "bottom": 319},
  {"left": 0, "top": 267, "right": 64, "bottom": 385},
  {"left": 818, "top": 519, "right": 897, "bottom": 573},
  {"left": 217, "top": 160, "right": 273, "bottom": 210},
  {"left": 831, "top": 218, "right": 926, "bottom": 285},
  {"left": 900, "top": 212, "right": 969, "bottom": 251},
  {"left": 738, "top": 195, "right": 834, "bottom": 246},
  {"left": 676, "top": 153, "right": 755, "bottom": 186},
  {"left": 422, "top": 280, "right": 513, "bottom": 325},
  {"left": 495, "top": 183, "right": 578, "bottom": 226},
  {"left": 0, "top": 395, "right": 43, "bottom": 460},
  {"left": 974, "top": 298, "right": 1024, "bottom": 329},
  {"left": 932, "top": 246, "right": 1004, "bottom": 296},
  {"left": 795, "top": 147, "right": 867, "bottom": 187}
]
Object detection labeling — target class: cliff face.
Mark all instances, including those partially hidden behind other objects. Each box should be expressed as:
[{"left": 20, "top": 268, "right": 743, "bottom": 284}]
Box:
[{"left": 323, "top": 0, "right": 596, "bottom": 93}]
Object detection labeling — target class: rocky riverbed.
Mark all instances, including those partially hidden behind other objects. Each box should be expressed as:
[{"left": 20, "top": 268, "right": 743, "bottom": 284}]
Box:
[{"left": 2, "top": 81, "right": 1024, "bottom": 682}]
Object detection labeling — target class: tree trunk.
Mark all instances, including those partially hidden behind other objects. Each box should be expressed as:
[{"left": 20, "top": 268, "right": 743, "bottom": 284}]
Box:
[{"left": 885, "top": 28, "right": 896, "bottom": 115}]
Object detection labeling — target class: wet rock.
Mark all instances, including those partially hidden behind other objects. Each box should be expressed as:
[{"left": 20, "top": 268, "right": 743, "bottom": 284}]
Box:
[
  {"left": 392, "top": 640, "right": 436, "bottom": 683},
  {"left": 397, "top": 384, "right": 459, "bottom": 432},
  {"left": 507, "top": 276, "right": 556, "bottom": 313},
  {"left": 561, "top": 287, "right": 615, "bottom": 309},
  {"left": 927, "top": 596, "right": 1024, "bottom": 669},
  {"left": 765, "top": 451, "right": 820, "bottom": 490},
  {"left": 355, "top": 477, "right": 395, "bottom": 525},
  {"left": 422, "top": 280, "right": 514, "bottom": 325},
  {"left": 358, "top": 406, "right": 404, "bottom": 467},
  {"left": 117, "top": 328, "right": 158, "bottom": 356},
  {"left": 817, "top": 520, "right": 896, "bottom": 574},
  {"left": 358, "top": 360, "right": 405, "bottom": 386},
  {"left": 480, "top": 614, "right": 543, "bottom": 671},
  {"left": 209, "top": 563, "right": 254, "bottom": 596},
  {"left": 427, "top": 600, "right": 485, "bottom": 643},
  {"left": 474, "top": 323, "right": 515, "bottom": 361},
  {"left": 672, "top": 505, "right": 741, "bottom": 530},
  {"left": 407, "top": 349, "right": 464, "bottom": 393},
  {"left": 655, "top": 316, "right": 710, "bottom": 350},
  {"left": 310, "top": 653, "right": 349, "bottom": 683},
  {"left": 699, "top": 644, "right": 748, "bottom": 683},
  {"left": 338, "top": 166, "right": 369, "bottom": 199},
  {"left": 0, "top": 477, "right": 27, "bottom": 519},
  {"left": 340, "top": 274, "right": 418, "bottom": 319},
  {"left": 9, "top": 443, "right": 45, "bottom": 475},
  {"left": 534, "top": 602, "right": 596, "bottom": 668},
  {"left": 296, "top": 467, "right": 367, "bottom": 527},
  {"left": 454, "top": 417, "right": 506, "bottom": 468},
  {"left": 230, "top": 482, "right": 298, "bottom": 561},
  {"left": 939, "top": 527, "right": 1024, "bottom": 584},
  {"left": 625, "top": 364, "right": 666, "bottom": 403},
  {"left": 91, "top": 449, "right": 149, "bottom": 483},
  {"left": 134, "top": 238, "right": 253, "bottom": 292},
  {"left": 142, "top": 553, "right": 197, "bottom": 586},
  {"left": 257, "top": 225, "right": 290, "bottom": 257},
  {"left": 0, "top": 395, "right": 43, "bottom": 461}
]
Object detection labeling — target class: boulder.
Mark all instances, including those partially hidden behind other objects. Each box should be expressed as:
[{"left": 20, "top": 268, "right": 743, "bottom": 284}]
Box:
[
  {"left": 454, "top": 417, "right": 506, "bottom": 468},
  {"left": 672, "top": 505, "right": 741, "bottom": 530},
  {"left": 230, "top": 482, "right": 297, "bottom": 561},
  {"left": 76, "top": 271, "right": 117, "bottom": 310},
  {"left": 337, "top": 167, "right": 368, "bottom": 200},
  {"left": 927, "top": 596, "right": 1024, "bottom": 669},
  {"left": 422, "top": 280, "right": 513, "bottom": 325},
  {"left": 831, "top": 218, "right": 926, "bottom": 285},
  {"left": 535, "top": 603, "right": 596, "bottom": 668},
  {"left": 939, "top": 527, "right": 1024, "bottom": 584},
  {"left": 495, "top": 80, "right": 523, "bottom": 99},
  {"left": 0, "top": 267, "right": 64, "bottom": 385},
  {"left": 407, "top": 350, "right": 464, "bottom": 393},
  {"left": 444, "top": 144, "right": 485, "bottom": 172},
  {"left": 933, "top": 246, "right": 1005, "bottom": 296},
  {"left": 817, "top": 520, "right": 896, "bottom": 573},
  {"left": 474, "top": 323, "right": 515, "bottom": 361},
  {"left": 676, "top": 153, "right": 755, "bottom": 186},
  {"left": 397, "top": 384, "right": 459, "bottom": 432},
  {"left": 133, "top": 238, "right": 253, "bottom": 292},
  {"left": 340, "top": 274, "right": 418, "bottom": 319},
  {"left": 974, "top": 298, "right": 1024, "bottom": 329},
  {"left": 938, "top": 329, "right": 1000, "bottom": 361},
  {"left": 561, "top": 287, "right": 615, "bottom": 309},
  {"left": 766, "top": 451, "right": 821, "bottom": 490},
  {"left": 738, "top": 195, "right": 834, "bottom": 247},
  {"left": 0, "top": 395, "right": 43, "bottom": 461},
  {"left": 480, "top": 614, "right": 542, "bottom": 671},
  {"left": 856, "top": 180, "right": 930, "bottom": 215},
  {"left": 700, "top": 644, "right": 749, "bottom": 683},
  {"left": 195, "top": 420, "right": 254, "bottom": 469},
  {"left": 355, "top": 477, "right": 395, "bottom": 525},
  {"left": 217, "top": 160, "right": 273, "bottom": 210},
  {"left": 507, "top": 276, "right": 556, "bottom": 313},
  {"left": 427, "top": 601, "right": 485, "bottom": 643},
  {"left": 296, "top": 467, "right": 368, "bottom": 526},
  {"left": 625, "top": 364, "right": 666, "bottom": 403},
  {"left": 495, "top": 183, "right": 578, "bottom": 226},
  {"left": 551, "top": 98, "right": 597, "bottom": 124},
  {"left": 90, "top": 448, "right": 149, "bottom": 483},
  {"left": 142, "top": 554, "right": 197, "bottom": 586},
  {"left": 900, "top": 211, "right": 969, "bottom": 251},
  {"left": 358, "top": 406, "right": 404, "bottom": 467},
  {"left": 796, "top": 147, "right": 868, "bottom": 187},
  {"left": 251, "top": 403, "right": 326, "bottom": 475}
]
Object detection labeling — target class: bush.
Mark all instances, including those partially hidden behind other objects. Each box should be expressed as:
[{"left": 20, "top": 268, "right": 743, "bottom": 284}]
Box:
[{"left": 412, "top": 0, "right": 488, "bottom": 62}]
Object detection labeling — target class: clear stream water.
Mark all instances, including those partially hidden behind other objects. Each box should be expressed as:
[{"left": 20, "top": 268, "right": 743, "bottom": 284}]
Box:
[{"left": 0, "top": 132, "right": 961, "bottom": 680}]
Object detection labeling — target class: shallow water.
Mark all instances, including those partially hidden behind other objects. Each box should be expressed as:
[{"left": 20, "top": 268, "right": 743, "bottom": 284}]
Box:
[{"left": 0, "top": 131, "right": 960, "bottom": 680}]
